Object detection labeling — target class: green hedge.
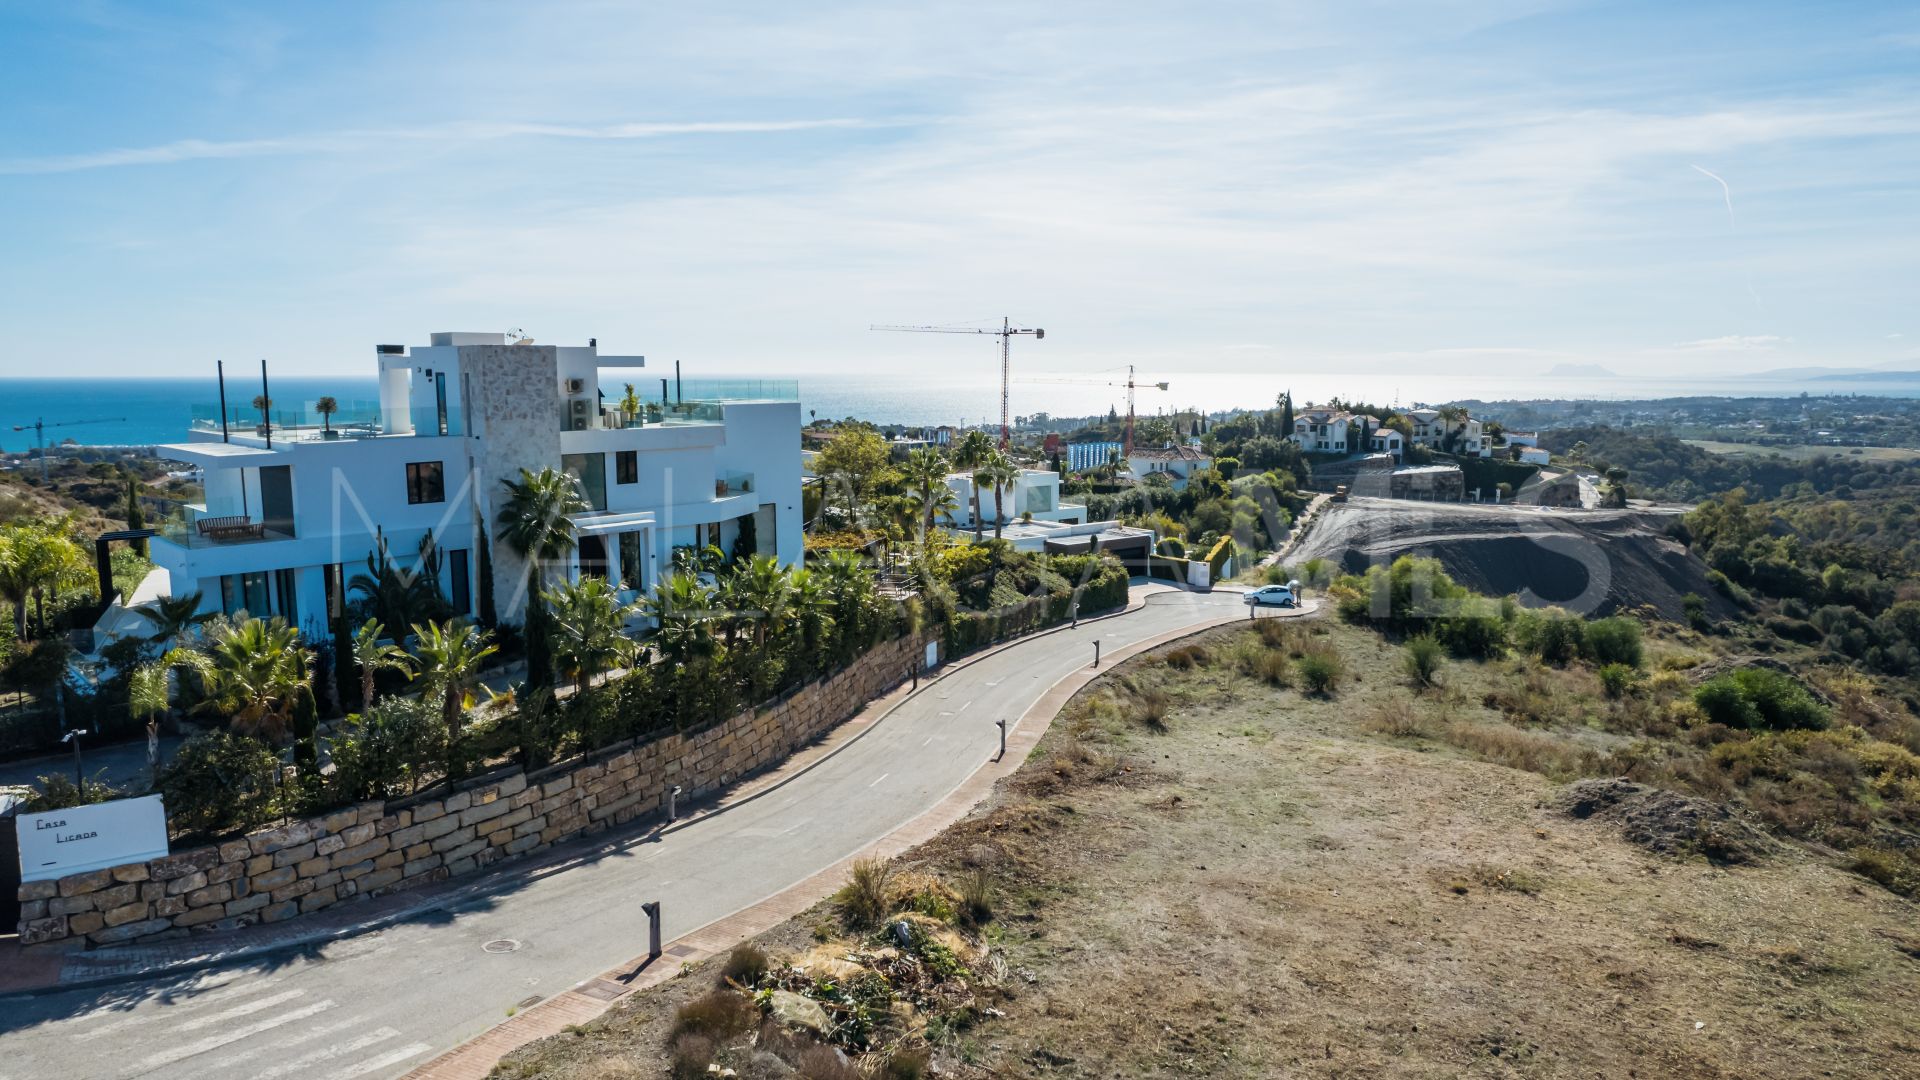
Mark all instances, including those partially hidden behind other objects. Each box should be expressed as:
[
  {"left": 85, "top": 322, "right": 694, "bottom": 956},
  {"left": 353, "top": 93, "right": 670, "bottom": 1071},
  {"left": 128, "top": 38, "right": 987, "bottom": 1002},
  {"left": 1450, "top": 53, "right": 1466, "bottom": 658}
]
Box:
[{"left": 943, "top": 555, "right": 1129, "bottom": 656}]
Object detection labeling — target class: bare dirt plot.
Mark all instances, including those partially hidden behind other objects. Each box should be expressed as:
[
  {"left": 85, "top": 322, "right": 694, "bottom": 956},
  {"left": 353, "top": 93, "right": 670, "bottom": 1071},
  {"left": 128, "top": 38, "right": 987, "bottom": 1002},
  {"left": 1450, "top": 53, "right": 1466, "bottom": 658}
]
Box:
[
  {"left": 1684, "top": 440, "right": 1920, "bottom": 463},
  {"left": 496, "top": 621, "right": 1920, "bottom": 1079}
]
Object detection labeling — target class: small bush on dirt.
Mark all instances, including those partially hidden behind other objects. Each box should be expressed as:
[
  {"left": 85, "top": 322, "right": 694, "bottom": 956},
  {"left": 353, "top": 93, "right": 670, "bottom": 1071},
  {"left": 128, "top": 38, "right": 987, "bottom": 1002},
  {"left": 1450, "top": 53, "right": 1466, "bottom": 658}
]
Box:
[
  {"left": 1695, "top": 669, "right": 1828, "bottom": 731},
  {"left": 958, "top": 867, "right": 994, "bottom": 925},
  {"left": 1254, "top": 618, "right": 1293, "bottom": 649},
  {"left": 1164, "top": 644, "right": 1210, "bottom": 670},
  {"left": 1583, "top": 616, "right": 1645, "bottom": 669},
  {"left": 1444, "top": 722, "right": 1604, "bottom": 779},
  {"left": 1598, "top": 663, "right": 1638, "bottom": 699},
  {"left": 1129, "top": 687, "right": 1172, "bottom": 729},
  {"left": 1469, "top": 863, "right": 1543, "bottom": 894},
  {"left": 1404, "top": 634, "right": 1444, "bottom": 688},
  {"left": 838, "top": 857, "right": 896, "bottom": 929},
  {"left": 1298, "top": 652, "right": 1343, "bottom": 695},
  {"left": 721, "top": 944, "right": 769, "bottom": 987},
  {"left": 669, "top": 1034, "right": 716, "bottom": 1080},
  {"left": 672, "top": 991, "right": 758, "bottom": 1040},
  {"left": 1363, "top": 700, "right": 1431, "bottom": 738},
  {"left": 1516, "top": 608, "right": 1584, "bottom": 666},
  {"left": 1850, "top": 846, "right": 1920, "bottom": 897}
]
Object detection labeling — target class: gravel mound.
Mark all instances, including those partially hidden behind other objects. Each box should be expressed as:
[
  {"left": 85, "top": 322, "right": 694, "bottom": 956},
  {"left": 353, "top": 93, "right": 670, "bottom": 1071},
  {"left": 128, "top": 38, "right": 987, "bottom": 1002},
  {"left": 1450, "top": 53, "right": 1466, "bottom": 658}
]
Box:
[{"left": 1557, "top": 777, "right": 1775, "bottom": 865}]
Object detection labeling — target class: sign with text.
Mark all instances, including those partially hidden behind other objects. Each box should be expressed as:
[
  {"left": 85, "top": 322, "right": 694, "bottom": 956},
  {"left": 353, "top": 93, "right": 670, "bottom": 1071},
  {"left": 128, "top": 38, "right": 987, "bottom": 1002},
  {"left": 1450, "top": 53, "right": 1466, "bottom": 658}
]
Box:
[{"left": 15, "top": 795, "right": 169, "bottom": 883}]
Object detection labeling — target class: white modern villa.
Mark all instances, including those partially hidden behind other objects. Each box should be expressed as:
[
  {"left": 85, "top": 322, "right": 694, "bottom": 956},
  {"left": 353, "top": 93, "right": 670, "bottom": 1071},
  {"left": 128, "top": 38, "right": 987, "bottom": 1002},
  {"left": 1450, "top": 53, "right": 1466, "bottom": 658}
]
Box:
[
  {"left": 145, "top": 332, "right": 802, "bottom": 639},
  {"left": 944, "top": 468, "right": 1086, "bottom": 528}
]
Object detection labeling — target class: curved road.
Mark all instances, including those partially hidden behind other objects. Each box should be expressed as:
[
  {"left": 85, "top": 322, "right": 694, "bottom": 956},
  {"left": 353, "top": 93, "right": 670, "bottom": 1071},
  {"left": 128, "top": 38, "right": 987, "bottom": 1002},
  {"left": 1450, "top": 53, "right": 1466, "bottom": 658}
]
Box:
[{"left": 0, "top": 587, "right": 1242, "bottom": 1080}]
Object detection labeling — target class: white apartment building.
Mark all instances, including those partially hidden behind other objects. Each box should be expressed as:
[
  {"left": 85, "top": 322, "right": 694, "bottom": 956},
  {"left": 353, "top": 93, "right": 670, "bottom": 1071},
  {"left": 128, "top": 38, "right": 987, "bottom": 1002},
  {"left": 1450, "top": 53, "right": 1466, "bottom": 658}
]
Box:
[
  {"left": 148, "top": 332, "right": 802, "bottom": 638},
  {"left": 945, "top": 468, "right": 1086, "bottom": 528}
]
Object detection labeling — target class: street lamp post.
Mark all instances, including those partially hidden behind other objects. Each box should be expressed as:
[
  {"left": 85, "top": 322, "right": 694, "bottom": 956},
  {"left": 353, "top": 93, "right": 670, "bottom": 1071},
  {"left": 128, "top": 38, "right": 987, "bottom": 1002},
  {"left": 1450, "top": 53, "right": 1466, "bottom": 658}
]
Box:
[{"left": 61, "top": 728, "right": 88, "bottom": 787}]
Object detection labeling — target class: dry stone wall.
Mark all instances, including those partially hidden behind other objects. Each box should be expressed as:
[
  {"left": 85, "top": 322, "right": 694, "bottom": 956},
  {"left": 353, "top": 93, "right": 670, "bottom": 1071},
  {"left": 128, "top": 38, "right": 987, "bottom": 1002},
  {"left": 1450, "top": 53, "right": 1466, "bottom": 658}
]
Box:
[{"left": 18, "top": 632, "right": 929, "bottom": 949}]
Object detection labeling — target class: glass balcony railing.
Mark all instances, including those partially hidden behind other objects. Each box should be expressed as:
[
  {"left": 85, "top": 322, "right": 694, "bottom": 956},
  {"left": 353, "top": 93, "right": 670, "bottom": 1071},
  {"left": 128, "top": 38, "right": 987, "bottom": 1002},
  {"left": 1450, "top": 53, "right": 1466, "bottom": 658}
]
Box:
[
  {"left": 153, "top": 503, "right": 294, "bottom": 548},
  {"left": 717, "top": 471, "right": 755, "bottom": 497},
  {"left": 191, "top": 397, "right": 385, "bottom": 440}
]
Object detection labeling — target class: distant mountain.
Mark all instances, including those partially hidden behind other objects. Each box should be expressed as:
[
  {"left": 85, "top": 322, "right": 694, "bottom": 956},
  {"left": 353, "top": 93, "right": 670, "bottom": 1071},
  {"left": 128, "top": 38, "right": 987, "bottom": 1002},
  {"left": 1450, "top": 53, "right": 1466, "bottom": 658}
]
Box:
[
  {"left": 1808, "top": 369, "right": 1920, "bottom": 382},
  {"left": 1543, "top": 363, "right": 1619, "bottom": 378},
  {"left": 1750, "top": 366, "right": 1876, "bottom": 379}
]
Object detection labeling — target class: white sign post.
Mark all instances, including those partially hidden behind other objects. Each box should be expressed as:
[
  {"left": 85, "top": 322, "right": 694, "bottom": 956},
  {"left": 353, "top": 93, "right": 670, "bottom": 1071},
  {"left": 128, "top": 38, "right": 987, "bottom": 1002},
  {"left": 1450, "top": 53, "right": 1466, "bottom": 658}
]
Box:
[{"left": 16, "top": 794, "right": 170, "bottom": 883}]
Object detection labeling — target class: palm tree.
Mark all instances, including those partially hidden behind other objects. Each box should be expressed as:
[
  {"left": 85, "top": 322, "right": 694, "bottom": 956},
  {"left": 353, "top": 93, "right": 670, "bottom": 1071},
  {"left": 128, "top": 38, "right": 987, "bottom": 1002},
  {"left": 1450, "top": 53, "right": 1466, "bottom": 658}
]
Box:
[
  {"left": 193, "top": 616, "right": 312, "bottom": 742},
  {"left": 315, "top": 395, "right": 339, "bottom": 435},
  {"left": 410, "top": 618, "right": 499, "bottom": 744},
  {"left": 495, "top": 467, "right": 591, "bottom": 593},
  {"left": 0, "top": 518, "right": 91, "bottom": 640},
  {"left": 544, "top": 576, "right": 638, "bottom": 696},
  {"left": 951, "top": 430, "right": 996, "bottom": 539},
  {"left": 351, "top": 618, "right": 415, "bottom": 709},
  {"left": 733, "top": 555, "right": 795, "bottom": 651},
  {"left": 788, "top": 567, "right": 833, "bottom": 676},
  {"left": 350, "top": 533, "right": 450, "bottom": 630},
  {"left": 642, "top": 574, "right": 718, "bottom": 668},
  {"left": 899, "top": 448, "right": 953, "bottom": 544},
  {"left": 816, "top": 550, "right": 873, "bottom": 660},
  {"left": 975, "top": 453, "right": 1022, "bottom": 541},
  {"left": 134, "top": 591, "right": 213, "bottom": 647}
]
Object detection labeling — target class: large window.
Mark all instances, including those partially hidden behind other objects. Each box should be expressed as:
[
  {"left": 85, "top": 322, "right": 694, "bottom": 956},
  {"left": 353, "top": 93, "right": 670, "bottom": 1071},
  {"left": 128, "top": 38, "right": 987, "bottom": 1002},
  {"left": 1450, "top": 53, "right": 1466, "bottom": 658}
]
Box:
[
  {"left": 616, "top": 450, "right": 638, "bottom": 485},
  {"left": 562, "top": 453, "right": 608, "bottom": 511},
  {"left": 406, "top": 461, "right": 445, "bottom": 504}
]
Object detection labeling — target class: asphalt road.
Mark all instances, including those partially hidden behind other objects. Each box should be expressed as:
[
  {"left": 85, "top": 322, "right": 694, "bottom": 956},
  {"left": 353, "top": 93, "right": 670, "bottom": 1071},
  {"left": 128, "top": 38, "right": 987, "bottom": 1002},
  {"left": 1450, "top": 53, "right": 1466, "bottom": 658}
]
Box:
[{"left": 0, "top": 587, "right": 1242, "bottom": 1080}]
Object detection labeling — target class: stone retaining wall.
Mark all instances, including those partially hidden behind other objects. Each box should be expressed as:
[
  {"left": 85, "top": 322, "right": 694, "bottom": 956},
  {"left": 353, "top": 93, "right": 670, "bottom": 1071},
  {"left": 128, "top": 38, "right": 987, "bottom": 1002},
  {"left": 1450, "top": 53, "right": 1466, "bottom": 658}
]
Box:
[{"left": 17, "top": 633, "right": 930, "bottom": 949}]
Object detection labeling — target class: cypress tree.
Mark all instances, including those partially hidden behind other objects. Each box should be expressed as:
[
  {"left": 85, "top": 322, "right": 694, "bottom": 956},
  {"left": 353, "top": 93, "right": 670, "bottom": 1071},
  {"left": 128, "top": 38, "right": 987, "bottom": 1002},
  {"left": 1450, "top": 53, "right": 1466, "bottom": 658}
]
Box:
[
  {"left": 125, "top": 478, "right": 147, "bottom": 554},
  {"left": 332, "top": 613, "right": 358, "bottom": 714},
  {"left": 524, "top": 589, "right": 554, "bottom": 690}
]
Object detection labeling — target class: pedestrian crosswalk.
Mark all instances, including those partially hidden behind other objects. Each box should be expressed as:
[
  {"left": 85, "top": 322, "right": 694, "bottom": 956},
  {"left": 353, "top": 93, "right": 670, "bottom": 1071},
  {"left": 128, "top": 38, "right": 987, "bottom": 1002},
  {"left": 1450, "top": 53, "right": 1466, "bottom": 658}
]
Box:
[{"left": 48, "top": 972, "right": 436, "bottom": 1080}]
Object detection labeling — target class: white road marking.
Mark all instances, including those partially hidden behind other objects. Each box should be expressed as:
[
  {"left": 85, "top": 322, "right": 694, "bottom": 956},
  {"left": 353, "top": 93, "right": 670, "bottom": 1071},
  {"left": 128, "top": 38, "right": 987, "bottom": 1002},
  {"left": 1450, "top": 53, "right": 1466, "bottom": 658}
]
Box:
[
  {"left": 332, "top": 1042, "right": 432, "bottom": 1078},
  {"left": 82, "top": 972, "right": 296, "bottom": 1034},
  {"left": 133, "top": 999, "right": 336, "bottom": 1072},
  {"left": 868, "top": 773, "right": 890, "bottom": 788},
  {"left": 921, "top": 735, "right": 935, "bottom": 747},
  {"left": 253, "top": 1027, "right": 400, "bottom": 1079},
  {"left": 180, "top": 988, "right": 308, "bottom": 1030},
  {"left": 956, "top": 699, "right": 974, "bottom": 713},
  {"left": 209, "top": 1014, "right": 375, "bottom": 1071}
]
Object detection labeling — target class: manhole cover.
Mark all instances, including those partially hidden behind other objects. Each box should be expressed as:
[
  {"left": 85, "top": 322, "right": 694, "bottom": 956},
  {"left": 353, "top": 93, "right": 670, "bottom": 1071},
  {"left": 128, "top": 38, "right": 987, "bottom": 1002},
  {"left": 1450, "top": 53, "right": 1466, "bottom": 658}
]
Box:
[{"left": 482, "top": 939, "right": 522, "bottom": 954}]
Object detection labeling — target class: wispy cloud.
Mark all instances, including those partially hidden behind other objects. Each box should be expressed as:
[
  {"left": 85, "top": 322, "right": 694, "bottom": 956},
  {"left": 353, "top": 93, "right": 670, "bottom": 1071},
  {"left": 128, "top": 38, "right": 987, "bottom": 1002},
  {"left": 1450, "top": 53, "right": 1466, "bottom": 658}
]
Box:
[
  {"left": 1670, "top": 334, "right": 1784, "bottom": 351},
  {"left": 1689, "top": 163, "right": 1736, "bottom": 226},
  {"left": 0, "top": 118, "right": 878, "bottom": 175}
]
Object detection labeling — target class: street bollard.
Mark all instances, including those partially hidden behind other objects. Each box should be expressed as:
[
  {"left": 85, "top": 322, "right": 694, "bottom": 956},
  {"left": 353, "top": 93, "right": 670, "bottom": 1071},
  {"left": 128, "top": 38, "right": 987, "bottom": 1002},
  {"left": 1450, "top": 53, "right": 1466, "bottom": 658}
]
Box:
[
  {"left": 995, "top": 718, "right": 1007, "bottom": 762},
  {"left": 642, "top": 900, "right": 662, "bottom": 960},
  {"left": 668, "top": 785, "right": 683, "bottom": 823},
  {"left": 1093, "top": 640, "right": 1100, "bottom": 668}
]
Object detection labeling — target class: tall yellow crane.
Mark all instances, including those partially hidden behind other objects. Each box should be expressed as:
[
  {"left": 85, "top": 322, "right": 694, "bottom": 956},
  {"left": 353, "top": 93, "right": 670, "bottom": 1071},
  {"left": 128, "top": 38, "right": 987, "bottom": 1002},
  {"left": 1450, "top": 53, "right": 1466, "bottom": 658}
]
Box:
[
  {"left": 870, "top": 317, "right": 1044, "bottom": 447},
  {"left": 1020, "top": 364, "right": 1168, "bottom": 452}
]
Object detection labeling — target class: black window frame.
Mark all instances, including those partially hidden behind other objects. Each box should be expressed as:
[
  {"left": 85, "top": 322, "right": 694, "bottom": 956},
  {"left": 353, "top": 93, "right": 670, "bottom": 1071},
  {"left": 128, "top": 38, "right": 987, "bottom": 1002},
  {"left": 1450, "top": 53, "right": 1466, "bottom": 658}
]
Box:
[
  {"left": 616, "top": 450, "right": 638, "bottom": 485},
  {"left": 406, "top": 460, "right": 445, "bottom": 504}
]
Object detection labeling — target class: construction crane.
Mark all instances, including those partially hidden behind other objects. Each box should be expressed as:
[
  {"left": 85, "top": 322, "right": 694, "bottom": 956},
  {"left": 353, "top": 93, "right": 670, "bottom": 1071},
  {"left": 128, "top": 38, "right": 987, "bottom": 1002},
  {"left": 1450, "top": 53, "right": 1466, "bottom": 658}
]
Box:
[
  {"left": 1020, "top": 364, "right": 1168, "bottom": 452},
  {"left": 12, "top": 417, "right": 127, "bottom": 481},
  {"left": 870, "top": 317, "right": 1043, "bottom": 447}
]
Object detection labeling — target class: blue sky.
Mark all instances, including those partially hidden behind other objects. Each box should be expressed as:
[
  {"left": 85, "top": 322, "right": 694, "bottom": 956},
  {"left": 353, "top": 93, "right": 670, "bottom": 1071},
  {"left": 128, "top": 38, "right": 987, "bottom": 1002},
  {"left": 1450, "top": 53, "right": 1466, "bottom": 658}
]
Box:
[{"left": 1, "top": 1, "right": 1915, "bottom": 378}]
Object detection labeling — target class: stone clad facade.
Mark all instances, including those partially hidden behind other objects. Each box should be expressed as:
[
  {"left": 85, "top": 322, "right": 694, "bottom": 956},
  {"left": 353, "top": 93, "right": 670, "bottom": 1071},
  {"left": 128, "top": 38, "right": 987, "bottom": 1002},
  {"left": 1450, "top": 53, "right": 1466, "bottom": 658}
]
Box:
[{"left": 18, "top": 632, "right": 929, "bottom": 949}]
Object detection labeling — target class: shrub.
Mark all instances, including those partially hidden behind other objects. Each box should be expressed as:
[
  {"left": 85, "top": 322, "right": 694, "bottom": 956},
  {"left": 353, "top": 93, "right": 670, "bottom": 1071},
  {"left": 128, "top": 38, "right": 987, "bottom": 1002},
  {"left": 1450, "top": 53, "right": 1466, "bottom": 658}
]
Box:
[
  {"left": 720, "top": 944, "right": 769, "bottom": 987},
  {"left": 672, "top": 991, "right": 758, "bottom": 1040},
  {"left": 327, "top": 697, "right": 445, "bottom": 800},
  {"left": 669, "top": 1034, "right": 717, "bottom": 1080},
  {"left": 1404, "top": 635, "right": 1444, "bottom": 687},
  {"left": 1515, "top": 608, "right": 1583, "bottom": 665},
  {"left": 1297, "top": 652, "right": 1343, "bottom": 695},
  {"left": 958, "top": 867, "right": 994, "bottom": 925},
  {"left": 1129, "top": 686, "right": 1172, "bottom": 729},
  {"left": 838, "top": 856, "right": 896, "bottom": 928},
  {"left": 1850, "top": 846, "right": 1920, "bottom": 896},
  {"left": 1582, "top": 617, "right": 1644, "bottom": 668},
  {"left": 1163, "top": 644, "right": 1210, "bottom": 670},
  {"left": 794, "top": 1044, "right": 863, "bottom": 1080},
  {"left": 20, "top": 772, "right": 122, "bottom": 813},
  {"left": 882, "top": 1049, "right": 932, "bottom": 1080},
  {"left": 1440, "top": 613, "right": 1509, "bottom": 659},
  {"left": 1252, "top": 650, "right": 1293, "bottom": 687},
  {"left": 1597, "top": 663, "right": 1637, "bottom": 699},
  {"left": 1362, "top": 700, "right": 1430, "bottom": 738},
  {"left": 1694, "top": 669, "right": 1828, "bottom": 731},
  {"left": 154, "top": 730, "right": 282, "bottom": 838}
]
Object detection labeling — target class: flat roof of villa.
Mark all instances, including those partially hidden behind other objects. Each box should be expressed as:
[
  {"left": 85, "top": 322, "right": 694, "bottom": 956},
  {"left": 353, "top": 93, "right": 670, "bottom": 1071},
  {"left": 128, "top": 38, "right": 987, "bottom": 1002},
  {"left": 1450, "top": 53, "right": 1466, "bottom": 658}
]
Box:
[{"left": 156, "top": 442, "right": 279, "bottom": 460}]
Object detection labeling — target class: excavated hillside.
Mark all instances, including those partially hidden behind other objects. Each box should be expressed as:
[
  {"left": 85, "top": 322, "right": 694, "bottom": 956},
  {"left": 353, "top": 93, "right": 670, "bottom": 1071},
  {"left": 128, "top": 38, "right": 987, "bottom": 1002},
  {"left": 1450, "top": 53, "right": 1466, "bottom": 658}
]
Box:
[{"left": 1289, "top": 498, "right": 1734, "bottom": 619}]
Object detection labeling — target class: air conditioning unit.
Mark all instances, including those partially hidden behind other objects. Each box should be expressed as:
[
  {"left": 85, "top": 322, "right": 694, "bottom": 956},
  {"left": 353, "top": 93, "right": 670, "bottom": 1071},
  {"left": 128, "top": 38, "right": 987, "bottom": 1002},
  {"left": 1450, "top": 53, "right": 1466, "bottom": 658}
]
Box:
[
  {"left": 565, "top": 378, "right": 586, "bottom": 394},
  {"left": 571, "top": 416, "right": 589, "bottom": 431},
  {"left": 570, "top": 398, "right": 591, "bottom": 417}
]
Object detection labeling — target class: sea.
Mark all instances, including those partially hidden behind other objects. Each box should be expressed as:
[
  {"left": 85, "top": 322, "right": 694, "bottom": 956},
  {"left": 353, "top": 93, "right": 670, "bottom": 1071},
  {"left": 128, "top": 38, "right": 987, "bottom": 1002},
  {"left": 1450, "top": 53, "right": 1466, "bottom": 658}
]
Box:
[{"left": 4, "top": 369, "right": 1919, "bottom": 450}]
